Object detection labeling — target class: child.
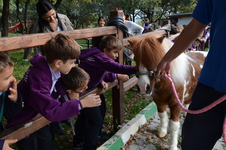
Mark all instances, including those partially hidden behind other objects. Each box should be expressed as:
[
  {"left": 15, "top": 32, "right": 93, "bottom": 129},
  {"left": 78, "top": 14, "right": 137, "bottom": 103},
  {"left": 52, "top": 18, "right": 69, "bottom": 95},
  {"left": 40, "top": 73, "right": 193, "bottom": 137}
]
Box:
[
  {"left": 59, "top": 66, "right": 90, "bottom": 136},
  {"left": 74, "top": 35, "right": 137, "bottom": 150},
  {"left": 7, "top": 34, "right": 101, "bottom": 150},
  {"left": 0, "top": 52, "right": 23, "bottom": 150}
]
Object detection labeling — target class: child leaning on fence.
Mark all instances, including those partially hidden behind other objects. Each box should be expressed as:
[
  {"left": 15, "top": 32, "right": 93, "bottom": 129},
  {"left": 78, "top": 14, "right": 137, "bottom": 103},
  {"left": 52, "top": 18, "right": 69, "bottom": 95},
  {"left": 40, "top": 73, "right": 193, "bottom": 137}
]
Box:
[
  {"left": 73, "top": 35, "right": 137, "bottom": 150},
  {"left": 6, "top": 34, "right": 101, "bottom": 150},
  {"left": 0, "top": 52, "right": 23, "bottom": 150}
]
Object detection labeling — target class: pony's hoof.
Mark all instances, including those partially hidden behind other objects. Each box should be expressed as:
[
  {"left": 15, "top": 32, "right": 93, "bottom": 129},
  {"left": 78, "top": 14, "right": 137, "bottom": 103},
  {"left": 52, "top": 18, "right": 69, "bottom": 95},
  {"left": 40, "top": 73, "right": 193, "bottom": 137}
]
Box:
[{"left": 157, "top": 132, "right": 166, "bottom": 138}]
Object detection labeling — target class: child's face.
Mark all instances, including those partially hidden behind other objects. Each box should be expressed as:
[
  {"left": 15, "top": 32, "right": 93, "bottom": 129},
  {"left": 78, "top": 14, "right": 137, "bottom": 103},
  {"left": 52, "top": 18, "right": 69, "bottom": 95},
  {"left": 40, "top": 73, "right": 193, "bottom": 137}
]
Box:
[
  {"left": 98, "top": 18, "right": 105, "bottom": 27},
  {"left": 0, "top": 66, "right": 15, "bottom": 92},
  {"left": 104, "top": 49, "right": 120, "bottom": 60},
  {"left": 59, "top": 59, "right": 76, "bottom": 74},
  {"left": 75, "top": 79, "right": 89, "bottom": 94}
]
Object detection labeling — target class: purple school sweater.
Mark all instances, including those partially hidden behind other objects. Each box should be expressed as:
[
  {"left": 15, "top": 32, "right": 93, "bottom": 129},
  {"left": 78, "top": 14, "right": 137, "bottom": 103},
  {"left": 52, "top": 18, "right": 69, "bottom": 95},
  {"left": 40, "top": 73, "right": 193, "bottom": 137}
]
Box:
[
  {"left": 78, "top": 47, "right": 137, "bottom": 89},
  {"left": 7, "top": 54, "right": 82, "bottom": 127}
]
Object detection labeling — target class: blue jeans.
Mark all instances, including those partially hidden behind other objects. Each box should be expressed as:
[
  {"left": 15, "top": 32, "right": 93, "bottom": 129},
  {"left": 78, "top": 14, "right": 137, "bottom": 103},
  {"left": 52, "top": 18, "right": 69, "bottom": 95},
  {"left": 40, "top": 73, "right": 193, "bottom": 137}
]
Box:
[{"left": 181, "top": 82, "right": 226, "bottom": 150}]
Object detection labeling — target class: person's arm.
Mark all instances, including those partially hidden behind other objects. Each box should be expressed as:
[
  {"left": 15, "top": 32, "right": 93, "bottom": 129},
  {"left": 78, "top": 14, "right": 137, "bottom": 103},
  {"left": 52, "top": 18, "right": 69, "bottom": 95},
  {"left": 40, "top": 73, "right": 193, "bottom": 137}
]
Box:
[
  {"left": 156, "top": 18, "right": 207, "bottom": 76},
  {"left": 103, "top": 72, "right": 117, "bottom": 82},
  {"left": 95, "top": 55, "right": 137, "bottom": 75}
]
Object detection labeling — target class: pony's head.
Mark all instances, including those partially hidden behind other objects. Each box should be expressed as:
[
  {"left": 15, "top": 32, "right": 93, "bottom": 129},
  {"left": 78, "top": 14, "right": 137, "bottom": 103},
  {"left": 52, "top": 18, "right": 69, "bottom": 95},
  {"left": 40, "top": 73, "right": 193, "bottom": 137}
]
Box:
[{"left": 129, "top": 34, "right": 167, "bottom": 96}]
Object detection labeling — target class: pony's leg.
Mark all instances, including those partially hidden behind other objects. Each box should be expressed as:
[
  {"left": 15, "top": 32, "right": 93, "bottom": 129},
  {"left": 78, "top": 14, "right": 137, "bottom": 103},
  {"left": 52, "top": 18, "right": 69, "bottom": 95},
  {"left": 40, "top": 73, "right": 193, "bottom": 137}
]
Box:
[
  {"left": 157, "top": 111, "right": 168, "bottom": 138},
  {"left": 156, "top": 104, "right": 168, "bottom": 137},
  {"left": 169, "top": 105, "right": 181, "bottom": 150},
  {"left": 169, "top": 119, "right": 180, "bottom": 150}
]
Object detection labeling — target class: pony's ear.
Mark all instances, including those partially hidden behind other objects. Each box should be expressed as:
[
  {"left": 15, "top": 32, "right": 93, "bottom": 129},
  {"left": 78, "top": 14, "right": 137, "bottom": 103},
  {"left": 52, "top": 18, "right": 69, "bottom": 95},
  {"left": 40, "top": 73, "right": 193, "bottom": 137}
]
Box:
[
  {"left": 128, "top": 38, "right": 140, "bottom": 50},
  {"left": 157, "top": 35, "right": 166, "bottom": 43}
]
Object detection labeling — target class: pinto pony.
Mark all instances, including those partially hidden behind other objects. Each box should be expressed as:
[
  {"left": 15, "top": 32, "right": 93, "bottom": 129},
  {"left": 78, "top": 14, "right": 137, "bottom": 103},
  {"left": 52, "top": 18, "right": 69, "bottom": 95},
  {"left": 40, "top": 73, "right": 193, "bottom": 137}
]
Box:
[{"left": 128, "top": 33, "right": 207, "bottom": 150}]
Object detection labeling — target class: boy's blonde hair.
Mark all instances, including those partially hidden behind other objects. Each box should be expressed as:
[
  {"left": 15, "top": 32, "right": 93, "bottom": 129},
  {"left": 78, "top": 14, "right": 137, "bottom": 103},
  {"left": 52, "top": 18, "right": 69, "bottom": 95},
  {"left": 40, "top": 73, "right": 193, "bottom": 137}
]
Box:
[
  {"left": 44, "top": 34, "right": 80, "bottom": 64},
  {"left": 99, "top": 35, "right": 123, "bottom": 52},
  {"left": 62, "top": 66, "right": 90, "bottom": 91},
  {"left": 0, "top": 52, "right": 14, "bottom": 73}
]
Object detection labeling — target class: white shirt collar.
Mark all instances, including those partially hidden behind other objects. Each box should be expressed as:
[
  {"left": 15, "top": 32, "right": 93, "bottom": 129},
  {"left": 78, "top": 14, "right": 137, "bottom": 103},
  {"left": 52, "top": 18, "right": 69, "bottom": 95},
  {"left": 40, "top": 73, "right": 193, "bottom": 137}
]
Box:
[{"left": 48, "top": 65, "right": 61, "bottom": 94}]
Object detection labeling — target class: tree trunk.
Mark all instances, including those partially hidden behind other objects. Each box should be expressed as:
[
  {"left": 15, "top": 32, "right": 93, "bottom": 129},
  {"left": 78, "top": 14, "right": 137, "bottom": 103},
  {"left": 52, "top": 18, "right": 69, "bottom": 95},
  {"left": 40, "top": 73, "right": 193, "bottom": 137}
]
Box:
[
  {"left": 132, "top": 9, "right": 135, "bottom": 22},
  {"left": 24, "top": 0, "right": 31, "bottom": 34},
  {"left": 16, "top": 0, "right": 24, "bottom": 35},
  {"left": 1, "top": 0, "right": 9, "bottom": 37},
  {"left": 1, "top": 0, "right": 10, "bottom": 55},
  {"left": 54, "top": 0, "right": 63, "bottom": 10}
]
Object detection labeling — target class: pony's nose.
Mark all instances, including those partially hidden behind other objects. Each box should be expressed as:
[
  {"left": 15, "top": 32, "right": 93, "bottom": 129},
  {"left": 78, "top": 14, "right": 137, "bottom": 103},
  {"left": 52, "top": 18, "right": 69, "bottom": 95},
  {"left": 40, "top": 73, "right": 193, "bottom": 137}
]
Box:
[{"left": 146, "top": 84, "right": 151, "bottom": 95}]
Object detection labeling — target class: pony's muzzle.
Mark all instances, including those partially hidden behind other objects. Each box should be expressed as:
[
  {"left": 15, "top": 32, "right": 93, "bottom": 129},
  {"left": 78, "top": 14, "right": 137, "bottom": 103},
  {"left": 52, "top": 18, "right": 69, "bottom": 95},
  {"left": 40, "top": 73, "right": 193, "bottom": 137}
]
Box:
[{"left": 138, "top": 84, "right": 152, "bottom": 96}]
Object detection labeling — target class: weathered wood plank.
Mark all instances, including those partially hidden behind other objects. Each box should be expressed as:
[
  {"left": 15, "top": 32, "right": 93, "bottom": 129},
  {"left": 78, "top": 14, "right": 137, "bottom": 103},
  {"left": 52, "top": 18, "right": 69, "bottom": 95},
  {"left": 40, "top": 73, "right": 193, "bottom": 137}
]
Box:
[
  {"left": 124, "top": 76, "right": 138, "bottom": 92},
  {"left": 0, "top": 26, "right": 117, "bottom": 52},
  {"left": 0, "top": 80, "right": 118, "bottom": 141}
]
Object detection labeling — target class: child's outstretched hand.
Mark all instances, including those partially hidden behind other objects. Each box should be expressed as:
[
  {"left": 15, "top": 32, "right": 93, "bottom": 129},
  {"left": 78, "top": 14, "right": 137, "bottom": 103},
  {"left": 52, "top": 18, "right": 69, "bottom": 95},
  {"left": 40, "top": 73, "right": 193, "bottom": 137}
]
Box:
[
  {"left": 80, "top": 94, "right": 101, "bottom": 108},
  {"left": 101, "top": 81, "right": 108, "bottom": 90},
  {"left": 118, "top": 74, "right": 129, "bottom": 81},
  {"left": 3, "top": 139, "right": 17, "bottom": 150},
  {"left": 8, "top": 79, "right": 18, "bottom": 103}
]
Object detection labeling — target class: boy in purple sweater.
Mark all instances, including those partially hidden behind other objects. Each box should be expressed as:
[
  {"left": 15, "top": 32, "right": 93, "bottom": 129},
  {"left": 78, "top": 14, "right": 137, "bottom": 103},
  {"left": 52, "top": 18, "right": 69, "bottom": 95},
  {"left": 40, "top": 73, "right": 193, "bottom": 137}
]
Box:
[
  {"left": 7, "top": 34, "right": 101, "bottom": 150},
  {"left": 0, "top": 52, "right": 23, "bottom": 150},
  {"left": 74, "top": 35, "right": 136, "bottom": 150}
]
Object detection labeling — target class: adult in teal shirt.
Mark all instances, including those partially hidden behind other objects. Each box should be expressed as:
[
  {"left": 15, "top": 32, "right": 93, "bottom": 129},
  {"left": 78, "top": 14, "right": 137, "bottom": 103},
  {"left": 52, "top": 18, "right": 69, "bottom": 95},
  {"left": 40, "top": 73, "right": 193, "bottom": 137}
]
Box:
[{"left": 156, "top": 0, "right": 226, "bottom": 149}]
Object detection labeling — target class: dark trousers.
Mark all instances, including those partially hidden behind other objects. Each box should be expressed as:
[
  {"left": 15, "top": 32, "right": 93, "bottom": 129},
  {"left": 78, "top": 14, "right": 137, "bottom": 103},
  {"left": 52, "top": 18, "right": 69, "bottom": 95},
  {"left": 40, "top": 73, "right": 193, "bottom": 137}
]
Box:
[
  {"left": 181, "top": 82, "right": 226, "bottom": 150},
  {"left": 17, "top": 125, "right": 54, "bottom": 150},
  {"left": 74, "top": 94, "right": 106, "bottom": 150}
]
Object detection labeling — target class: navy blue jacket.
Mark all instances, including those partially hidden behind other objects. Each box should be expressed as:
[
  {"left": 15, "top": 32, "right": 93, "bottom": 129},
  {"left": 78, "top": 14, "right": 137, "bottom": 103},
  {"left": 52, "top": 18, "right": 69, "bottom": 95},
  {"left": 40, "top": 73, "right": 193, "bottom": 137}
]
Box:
[{"left": 0, "top": 89, "right": 23, "bottom": 149}]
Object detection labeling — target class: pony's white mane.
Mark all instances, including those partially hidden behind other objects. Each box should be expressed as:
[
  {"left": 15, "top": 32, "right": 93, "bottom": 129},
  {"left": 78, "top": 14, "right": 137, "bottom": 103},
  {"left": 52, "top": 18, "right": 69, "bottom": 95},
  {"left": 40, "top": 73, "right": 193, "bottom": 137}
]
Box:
[{"left": 162, "top": 38, "right": 190, "bottom": 85}]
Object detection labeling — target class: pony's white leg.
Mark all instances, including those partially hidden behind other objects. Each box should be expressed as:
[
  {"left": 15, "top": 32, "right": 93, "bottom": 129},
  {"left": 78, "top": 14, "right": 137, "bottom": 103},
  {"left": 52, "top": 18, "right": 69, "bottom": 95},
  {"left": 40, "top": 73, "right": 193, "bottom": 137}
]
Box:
[
  {"left": 183, "top": 104, "right": 189, "bottom": 118},
  {"left": 157, "top": 111, "right": 168, "bottom": 137},
  {"left": 169, "top": 119, "right": 180, "bottom": 150}
]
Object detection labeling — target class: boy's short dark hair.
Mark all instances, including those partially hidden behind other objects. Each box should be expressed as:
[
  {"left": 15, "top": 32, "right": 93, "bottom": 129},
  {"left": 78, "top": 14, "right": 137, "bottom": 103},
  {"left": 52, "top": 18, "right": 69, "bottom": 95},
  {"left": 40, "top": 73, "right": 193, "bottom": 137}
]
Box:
[
  {"left": 99, "top": 35, "right": 123, "bottom": 52},
  {"left": 44, "top": 33, "right": 80, "bottom": 64},
  {"left": 62, "top": 66, "right": 90, "bottom": 91},
  {"left": 0, "top": 52, "right": 14, "bottom": 73}
]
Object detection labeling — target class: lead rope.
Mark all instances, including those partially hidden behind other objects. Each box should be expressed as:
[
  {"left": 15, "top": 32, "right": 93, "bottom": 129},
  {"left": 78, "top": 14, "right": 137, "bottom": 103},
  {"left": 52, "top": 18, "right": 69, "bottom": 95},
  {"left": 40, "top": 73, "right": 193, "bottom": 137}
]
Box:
[{"left": 165, "top": 75, "right": 226, "bottom": 144}]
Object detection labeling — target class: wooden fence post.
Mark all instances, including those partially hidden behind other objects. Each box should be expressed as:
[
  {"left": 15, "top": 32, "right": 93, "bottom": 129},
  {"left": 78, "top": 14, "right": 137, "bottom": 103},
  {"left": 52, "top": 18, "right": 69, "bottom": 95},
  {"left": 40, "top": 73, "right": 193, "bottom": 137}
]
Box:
[{"left": 110, "top": 9, "right": 125, "bottom": 125}]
